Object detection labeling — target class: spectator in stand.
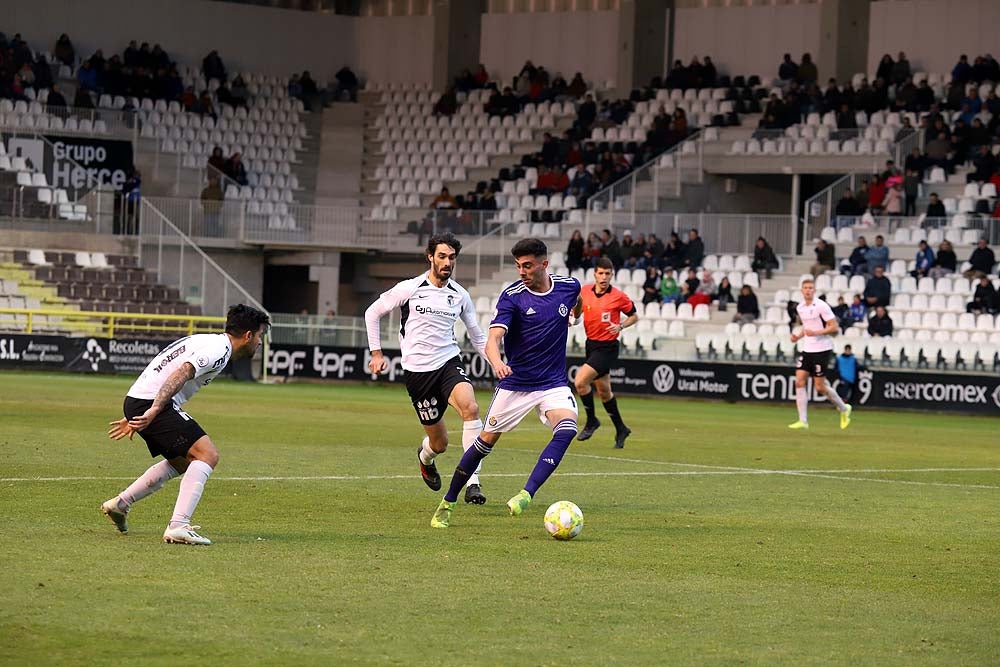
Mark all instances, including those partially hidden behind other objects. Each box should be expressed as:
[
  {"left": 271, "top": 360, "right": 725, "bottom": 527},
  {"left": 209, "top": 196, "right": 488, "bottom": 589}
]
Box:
[
  {"left": 867, "top": 305, "right": 893, "bottom": 337},
  {"left": 967, "top": 275, "right": 998, "bottom": 314},
  {"left": 431, "top": 187, "right": 458, "bottom": 210},
  {"left": 288, "top": 73, "right": 302, "bottom": 100},
  {"left": 797, "top": 53, "right": 818, "bottom": 86},
  {"left": 882, "top": 183, "right": 904, "bottom": 222},
  {"left": 868, "top": 174, "right": 887, "bottom": 216},
  {"left": 433, "top": 87, "right": 457, "bottom": 116},
  {"left": 903, "top": 170, "right": 920, "bottom": 217},
  {"left": 659, "top": 269, "right": 679, "bottom": 303},
  {"left": 53, "top": 33, "right": 75, "bottom": 67},
  {"left": 567, "top": 73, "right": 587, "bottom": 99},
  {"left": 622, "top": 232, "right": 647, "bottom": 270},
  {"left": 642, "top": 267, "right": 660, "bottom": 305},
  {"left": 224, "top": 152, "right": 248, "bottom": 186},
  {"left": 682, "top": 268, "right": 699, "bottom": 295},
  {"left": 230, "top": 75, "right": 250, "bottom": 108},
  {"left": 854, "top": 181, "right": 869, "bottom": 212},
  {"left": 715, "top": 276, "right": 733, "bottom": 311},
  {"left": 912, "top": 240, "right": 935, "bottom": 278},
  {"left": 195, "top": 92, "right": 218, "bottom": 122},
  {"left": 473, "top": 64, "right": 489, "bottom": 88},
  {"left": 928, "top": 240, "right": 957, "bottom": 279},
  {"left": 202, "top": 50, "right": 227, "bottom": 82},
  {"left": 965, "top": 238, "right": 996, "bottom": 279},
  {"left": 832, "top": 295, "right": 851, "bottom": 332},
  {"left": 583, "top": 232, "right": 602, "bottom": 267},
  {"left": 600, "top": 229, "right": 623, "bottom": 270},
  {"left": 952, "top": 55, "right": 972, "bottom": 85},
  {"left": 876, "top": 54, "right": 895, "bottom": 83},
  {"left": 925, "top": 193, "right": 946, "bottom": 219},
  {"left": 207, "top": 146, "right": 226, "bottom": 175},
  {"left": 46, "top": 83, "right": 67, "bottom": 110},
  {"left": 644, "top": 234, "right": 664, "bottom": 269},
  {"left": 835, "top": 188, "right": 864, "bottom": 224},
  {"left": 333, "top": 66, "right": 359, "bottom": 102},
  {"left": 575, "top": 93, "right": 597, "bottom": 132},
  {"left": 201, "top": 176, "right": 224, "bottom": 237},
  {"left": 891, "top": 52, "right": 911, "bottom": 85},
  {"left": 682, "top": 229, "right": 704, "bottom": 269},
  {"left": 298, "top": 70, "right": 320, "bottom": 110},
  {"left": 848, "top": 293, "right": 867, "bottom": 326},
  {"left": 752, "top": 236, "right": 779, "bottom": 280},
  {"left": 697, "top": 269, "right": 716, "bottom": 298},
  {"left": 76, "top": 59, "right": 98, "bottom": 92},
  {"left": 811, "top": 239, "right": 835, "bottom": 277},
  {"left": 778, "top": 54, "right": 798, "bottom": 82},
  {"left": 73, "top": 87, "right": 95, "bottom": 109},
  {"left": 733, "top": 285, "right": 759, "bottom": 324},
  {"left": 835, "top": 345, "right": 863, "bottom": 404},
  {"left": 661, "top": 232, "right": 684, "bottom": 269},
  {"left": 863, "top": 265, "right": 892, "bottom": 308},
  {"left": 969, "top": 144, "right": 997, "bottom": 183},
  {"left": 867, "top": 235, "right": 890, "bottom": 273}
]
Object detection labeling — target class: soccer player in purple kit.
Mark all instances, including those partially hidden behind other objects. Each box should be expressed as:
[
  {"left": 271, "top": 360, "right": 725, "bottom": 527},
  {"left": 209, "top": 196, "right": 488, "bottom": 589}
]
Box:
[{"left": 431, "top": 238, "right": 582, "bottom": 528}]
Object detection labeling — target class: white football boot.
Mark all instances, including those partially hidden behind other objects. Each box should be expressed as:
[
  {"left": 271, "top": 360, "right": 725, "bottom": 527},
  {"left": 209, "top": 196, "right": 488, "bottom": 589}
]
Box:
[
  {"left": 101, "top": 498, "right": 129, "bottom": 533},
  {"left": 162, "top": 525, "right": 212, "bottom": 545}
]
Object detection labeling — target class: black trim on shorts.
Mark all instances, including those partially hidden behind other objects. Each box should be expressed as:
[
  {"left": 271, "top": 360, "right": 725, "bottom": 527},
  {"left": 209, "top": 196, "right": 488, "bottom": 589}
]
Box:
[
  {"left": 124, "top": 396, "right": 207, "bottom": 459},
  {"left": 583, "top": 338, "right": 620, "bottom": 378},
  {"left": 403, "top": 355, "right": 471, "bottom": 426},
  {"left": 795, "top": 350, "right": 832, "bottom": 378}
]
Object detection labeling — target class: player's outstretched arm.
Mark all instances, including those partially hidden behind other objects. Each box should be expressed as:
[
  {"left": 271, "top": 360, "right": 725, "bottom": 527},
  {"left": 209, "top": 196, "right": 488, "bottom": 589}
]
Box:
[
  {"left": 108, "top": 418, "right": 135, "bottom": 441},
  {"left": 127, "top": 362, "right": 196, "bottom": 431},
  {"left": 485, "top": 326, "right": 512, "bottom": 379}
]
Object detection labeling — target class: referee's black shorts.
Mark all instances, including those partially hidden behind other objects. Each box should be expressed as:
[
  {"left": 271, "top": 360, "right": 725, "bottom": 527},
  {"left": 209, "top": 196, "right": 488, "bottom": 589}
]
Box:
[
  {"left": 403, "top": 355, "right": 472, "bottom": 426},
  {"left": 124, "top": 396, "right": 207, "bottom": 459},
  {"left": 583, "top": 339, "right": 620, "bottom": 378}
]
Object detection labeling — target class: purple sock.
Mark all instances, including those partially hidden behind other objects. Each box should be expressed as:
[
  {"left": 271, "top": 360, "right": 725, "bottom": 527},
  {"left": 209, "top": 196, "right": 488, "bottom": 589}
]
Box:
[
  {"left": 524, "top": 419, "right": 577, "bottom": 497},
  {"left": 444, "top": 437, "right": 492, "bottom": 502}
]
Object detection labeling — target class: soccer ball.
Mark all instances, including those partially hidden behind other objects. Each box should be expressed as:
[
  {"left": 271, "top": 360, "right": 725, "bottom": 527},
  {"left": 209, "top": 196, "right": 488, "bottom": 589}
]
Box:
[{"left": 544, "top": 501, "right": 584, "bottom": 540}]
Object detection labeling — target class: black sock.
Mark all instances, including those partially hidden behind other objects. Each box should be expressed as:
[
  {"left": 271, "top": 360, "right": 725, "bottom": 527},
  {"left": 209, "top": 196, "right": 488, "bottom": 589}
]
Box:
[
  {"left": 603, "top": 397, "right": 626, "bottom": 431},
  {"left": 580, "top": 391, "right": 596, "bottom": 422}
]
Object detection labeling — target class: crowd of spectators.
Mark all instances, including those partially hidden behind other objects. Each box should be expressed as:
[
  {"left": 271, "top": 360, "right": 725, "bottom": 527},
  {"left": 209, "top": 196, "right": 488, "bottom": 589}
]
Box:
[{"left": 288, "top": 66, "right": 359, "bottom": 110}]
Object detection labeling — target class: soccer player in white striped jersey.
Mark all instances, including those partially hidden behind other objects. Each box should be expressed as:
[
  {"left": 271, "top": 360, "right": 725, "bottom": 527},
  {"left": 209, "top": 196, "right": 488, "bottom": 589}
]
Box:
[
  {"left": 364, "top": 233, "right": 491, "bottom": 503},
  {"left": 789, "top": 278, "right": 852, "bottom": 430}
]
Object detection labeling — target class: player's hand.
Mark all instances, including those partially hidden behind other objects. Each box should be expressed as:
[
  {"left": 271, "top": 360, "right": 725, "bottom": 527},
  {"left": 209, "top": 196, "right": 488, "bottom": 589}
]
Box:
[
  {"left": 492, "top": 362, "right": 513, "bottom": 379},
  {"left": 368, "top": 351, "right": 388, "bottom": 375},
  {"left": 108, "top": 418, "right": 135, "bottom": 441},
  {"left": 790, "top": 333, "right": 801, "bottom": 343},
  {"left": 802, "top": 328, "right": 817, "bottom": 337},
  {"left": 127, "top": 408, "right": 159, "bottom": 432},
  {"left": 608, "top": 323, "right": 623, "bottom": 334}
]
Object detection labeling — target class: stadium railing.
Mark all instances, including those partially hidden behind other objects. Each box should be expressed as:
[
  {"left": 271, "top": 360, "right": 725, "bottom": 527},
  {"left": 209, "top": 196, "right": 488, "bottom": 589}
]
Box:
[
  {"left": 0, "top": 307, "right": 223, "bottom": 338},
  {"left": 139, "top": 199, "right": 267, "bottom": 317},
  {"left": 1, "top": 105, "right": 140, "bottom": 144},
  {"left": 586, "top": 130, "right": 704, "bottom": 229}
]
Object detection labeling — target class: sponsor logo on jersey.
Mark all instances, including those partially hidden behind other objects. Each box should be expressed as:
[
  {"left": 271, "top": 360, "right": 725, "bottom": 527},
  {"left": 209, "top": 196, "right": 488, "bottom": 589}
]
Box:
[
  {"left": 197, "top": 355, "right": 210, "bottom": 368},
  {"left": 558, "top": 304, "right": 568, "bottom": 317},
  {"left": 153, "top": 345, "right": 186, "bottom": 372},
  {"left": 414, "top": 304, "right": 454, "bottom": 316}
]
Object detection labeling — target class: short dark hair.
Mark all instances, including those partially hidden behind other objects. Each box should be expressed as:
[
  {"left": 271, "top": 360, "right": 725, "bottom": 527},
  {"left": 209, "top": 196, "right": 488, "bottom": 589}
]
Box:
[
  {"left": 225, "top": 304, "right": 270, "bottom": 336},
  {"left": 426, "top": 232, "right": 462, "bottom": 258},
  {"left": 511, "top": 237, "right": 547, "bottom": 258},
  {"left": 594, "top": 257, "right": 614, "bottom": 271}
]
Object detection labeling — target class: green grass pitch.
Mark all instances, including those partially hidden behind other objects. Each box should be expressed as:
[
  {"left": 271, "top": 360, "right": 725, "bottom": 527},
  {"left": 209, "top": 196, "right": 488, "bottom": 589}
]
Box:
[{"left": 1, "top": 371, "right": 999, "bottom": 666}]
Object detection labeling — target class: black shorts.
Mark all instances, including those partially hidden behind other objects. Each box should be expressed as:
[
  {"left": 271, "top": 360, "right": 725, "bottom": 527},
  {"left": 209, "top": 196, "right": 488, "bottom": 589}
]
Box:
[
  {"left": 404, "top": 356, "right": 471, "bottom": 426},
  {"left": 795, "top": 350, "right": 831, "bottom": 378},
  {"left": 124, "top": 396, "right": 207, "bottom": 459},
  {"left": 583, "top": 339, "right": 620, "bottom": 378}
]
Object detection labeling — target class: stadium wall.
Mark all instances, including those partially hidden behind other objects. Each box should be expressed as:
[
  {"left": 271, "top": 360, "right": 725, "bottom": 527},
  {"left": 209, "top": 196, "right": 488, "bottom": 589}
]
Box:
[
  {"left": 0, "top": 0, "right": 436, "bottom": 85},
  {"left": 671, "top": 4, "right": 823, "bottom": 83},
  {"left": 867, "top": 0, "right": 1000, "bottom": 78},
  {"left": 479, "top": 10, "right": 620, "bottom": 87}
]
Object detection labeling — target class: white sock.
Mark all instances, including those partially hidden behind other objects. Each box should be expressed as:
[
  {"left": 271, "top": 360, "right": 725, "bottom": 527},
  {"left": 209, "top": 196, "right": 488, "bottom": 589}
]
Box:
[
  {"left": 419, "top": 436, "right": 437, "bottom": 465},
  {"left": 823, "top": 385, "right": 847, "bottom": 411},
  {"left": 119, "top": 460, "right": 179, "bottom": 509},
  {"left": 795, "top": 387, "right": 809, "bottom": 423},
  {"left": 463, "top": 419, "right": 484, "bottom": 486},
  {"left": 168, "top": 460, "right": 213, "bottom": 529}
]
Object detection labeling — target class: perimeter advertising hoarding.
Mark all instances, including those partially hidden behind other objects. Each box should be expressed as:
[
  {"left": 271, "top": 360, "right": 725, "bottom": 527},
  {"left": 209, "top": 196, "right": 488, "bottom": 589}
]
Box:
[{"left": 263, "top": 343, "right": 1000, "bottom": 416}]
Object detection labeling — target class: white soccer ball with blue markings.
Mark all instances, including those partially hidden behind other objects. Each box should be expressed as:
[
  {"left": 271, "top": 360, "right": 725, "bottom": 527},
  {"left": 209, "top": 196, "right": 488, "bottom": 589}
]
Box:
[{"left": 544, "top": 501, "right": 584, "bottom": 540}]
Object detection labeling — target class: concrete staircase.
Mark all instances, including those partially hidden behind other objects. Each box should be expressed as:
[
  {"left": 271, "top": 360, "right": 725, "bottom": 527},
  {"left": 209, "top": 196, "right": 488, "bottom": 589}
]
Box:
[{"left": 314, "top": 103, "right": 364, "bottom": 208}]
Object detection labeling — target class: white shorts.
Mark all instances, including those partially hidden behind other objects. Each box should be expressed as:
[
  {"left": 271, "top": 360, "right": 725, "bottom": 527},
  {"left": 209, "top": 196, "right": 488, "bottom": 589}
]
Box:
[{"left": 483, "top": 386, "right": 579, "bottom": 433}]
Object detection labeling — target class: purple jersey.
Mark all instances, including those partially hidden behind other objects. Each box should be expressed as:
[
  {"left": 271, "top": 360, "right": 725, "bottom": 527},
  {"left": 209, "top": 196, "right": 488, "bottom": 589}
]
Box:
[{"left": 490, "top": 274, "right": 581, "bottom": 392}]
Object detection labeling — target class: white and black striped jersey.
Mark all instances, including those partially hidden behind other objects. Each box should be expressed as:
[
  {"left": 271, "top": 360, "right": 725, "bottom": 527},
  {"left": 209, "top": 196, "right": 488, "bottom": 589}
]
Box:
[
  {"left": 126, "top": 333, "right": 233, "bottom": 406},
  {"left": 795, "top": 299, "right": 835, "bottom": 353},
  {"left": 364, "top": 273, "right": 487, "bottom": 372}
]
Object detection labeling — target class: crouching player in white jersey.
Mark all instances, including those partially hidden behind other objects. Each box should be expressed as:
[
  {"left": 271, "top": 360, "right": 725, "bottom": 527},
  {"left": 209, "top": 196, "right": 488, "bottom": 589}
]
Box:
[
  {"left": 101, "top": 304, "right": 270, "bottom": 545},
  {"left": 431, "top": 238, "right": 583, "bottom": 528},
  {"left": 364, "top": 233, "right": 491, "bottom": 504},
  {"left": 789, "top": 278, "right": 852, "bottom": 430}
]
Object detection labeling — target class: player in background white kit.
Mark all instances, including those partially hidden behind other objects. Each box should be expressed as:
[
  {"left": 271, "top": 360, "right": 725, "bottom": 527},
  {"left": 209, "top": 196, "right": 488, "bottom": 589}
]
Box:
[
  {"left": 364, "top": 233, "right": 491, "bottom": 504},
  {"left": 101, "top": 304, "right": 270, "bottom": 545},
  {"left": 789, "top": 278, "right": 852, "bottom": 430}
]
